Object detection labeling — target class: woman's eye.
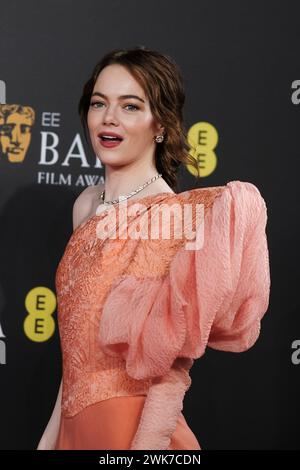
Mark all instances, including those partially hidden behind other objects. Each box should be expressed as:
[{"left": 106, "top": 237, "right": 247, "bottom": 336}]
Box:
[
  {"left": 89, "top": 101, "right": 103, "bottom": 108},
  {"left": 89, "top": 102, "right": 139, "bottom": 111},
  {"left": 124, "top": 104, "right": 139, "bottom": 111}
]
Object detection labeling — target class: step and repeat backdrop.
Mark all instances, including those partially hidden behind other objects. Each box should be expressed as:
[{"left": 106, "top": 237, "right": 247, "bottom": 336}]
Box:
[{"left": 0, "top": 0, "right": 299, "bottom": 450}]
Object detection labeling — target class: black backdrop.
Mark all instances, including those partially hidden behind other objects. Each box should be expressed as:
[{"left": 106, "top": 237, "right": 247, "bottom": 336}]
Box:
[{"left": 0, "top": 0, "right": 299, "bottom": 450}]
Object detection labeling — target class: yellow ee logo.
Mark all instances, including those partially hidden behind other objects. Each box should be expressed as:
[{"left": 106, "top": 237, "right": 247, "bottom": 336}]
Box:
[
  {"left": 24, "top": 287, "right": 56, "bottom": 342},
  {"left": 187, "top": 122, "right": 218, "bottom": 177}
]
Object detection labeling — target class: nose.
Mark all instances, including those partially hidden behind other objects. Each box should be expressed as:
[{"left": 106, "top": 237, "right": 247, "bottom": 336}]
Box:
[
  {"left": 102, "top": 104, "right": 119, "bottom": 126},
  {"left": 11, "top": 125, "right": 21, "bottom": 145}
]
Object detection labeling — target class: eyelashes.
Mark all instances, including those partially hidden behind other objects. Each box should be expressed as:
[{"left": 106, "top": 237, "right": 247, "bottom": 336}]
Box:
[{"left": 89, "top": 101, "right": 140, "bottom": 111}]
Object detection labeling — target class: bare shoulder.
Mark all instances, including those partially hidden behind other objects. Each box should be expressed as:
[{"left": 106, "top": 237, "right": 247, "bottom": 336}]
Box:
[{"left": 72, "top": 183, "right": 104, "bottom": 230}]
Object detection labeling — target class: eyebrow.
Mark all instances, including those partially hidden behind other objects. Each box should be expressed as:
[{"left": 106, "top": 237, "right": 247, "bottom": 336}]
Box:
[{"left": 91, "top": 91, "right": 145, "bottom": 103}]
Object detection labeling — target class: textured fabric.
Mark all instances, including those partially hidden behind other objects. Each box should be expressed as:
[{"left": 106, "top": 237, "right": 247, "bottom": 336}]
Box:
[{"left": 54, "top": 180, "right": 271, "bottom": 449}]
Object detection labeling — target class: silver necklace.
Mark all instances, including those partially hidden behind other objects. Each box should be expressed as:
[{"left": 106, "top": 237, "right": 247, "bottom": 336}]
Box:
[{"left": 99, "top": 173, "right": 163, "bottom": 205}]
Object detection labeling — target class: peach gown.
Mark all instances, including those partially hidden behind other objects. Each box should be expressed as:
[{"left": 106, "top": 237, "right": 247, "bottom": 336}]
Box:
[{"left": 54, "top": 181, "right": 271, "bottom": 450}]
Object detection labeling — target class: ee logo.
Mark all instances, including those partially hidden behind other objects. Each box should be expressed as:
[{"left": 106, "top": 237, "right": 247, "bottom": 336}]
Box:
[
  {"left": 24, "top": 287, "right": 56, "bottom": 342},
  {"left": 187, "top": 122, "right": 218, "bottom": 177}
]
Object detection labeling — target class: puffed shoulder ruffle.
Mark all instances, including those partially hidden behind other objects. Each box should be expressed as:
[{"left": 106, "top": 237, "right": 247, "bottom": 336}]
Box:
[{"left": 98, "top": 180, "right": 271, "bottom": 381}]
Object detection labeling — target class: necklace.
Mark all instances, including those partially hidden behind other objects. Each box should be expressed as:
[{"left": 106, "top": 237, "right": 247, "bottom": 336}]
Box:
[{"left": 99, "top": 173, "right": 163, "bottom": 205}]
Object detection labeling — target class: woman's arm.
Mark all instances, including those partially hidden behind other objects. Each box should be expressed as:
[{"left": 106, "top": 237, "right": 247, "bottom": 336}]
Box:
[{"left": 36, "top": 379, "right": 62, "bottom": 450}]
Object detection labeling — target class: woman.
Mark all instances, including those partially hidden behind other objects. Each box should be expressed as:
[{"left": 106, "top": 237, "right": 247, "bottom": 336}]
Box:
[{"left": 37, "top": 47, "right": 271, "bottom": 450}]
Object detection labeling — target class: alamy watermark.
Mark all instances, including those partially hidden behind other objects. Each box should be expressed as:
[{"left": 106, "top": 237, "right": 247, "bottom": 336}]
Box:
[
  {"left": 291, "top": 339, "right": 300, "bottom": 365},
  {"left": 0, "top": 321, "right": 6, "bottom": 365},
  {"left": 94, "top": 199, "right": 206, "bottom": 250}
]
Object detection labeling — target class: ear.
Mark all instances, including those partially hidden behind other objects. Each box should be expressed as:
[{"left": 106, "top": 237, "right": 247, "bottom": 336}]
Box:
[{"left": 154, "top": 122, "right": 165, "bottom": 136}]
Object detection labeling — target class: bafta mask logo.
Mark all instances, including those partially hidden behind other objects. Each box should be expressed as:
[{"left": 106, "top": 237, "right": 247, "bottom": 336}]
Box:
[{"left": 0, "top": 104, "right": 35, "bottom": 163}]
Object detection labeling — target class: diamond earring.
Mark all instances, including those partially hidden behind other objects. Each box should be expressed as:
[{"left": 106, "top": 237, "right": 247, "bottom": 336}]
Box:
[{"left": 154, "top": 134, "right": 164, "bottom": 143}]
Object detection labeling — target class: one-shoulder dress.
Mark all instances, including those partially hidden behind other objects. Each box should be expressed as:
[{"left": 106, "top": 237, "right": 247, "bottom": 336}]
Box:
[{"left": 54, "top": 180, "right": 271, "bottom": 450}]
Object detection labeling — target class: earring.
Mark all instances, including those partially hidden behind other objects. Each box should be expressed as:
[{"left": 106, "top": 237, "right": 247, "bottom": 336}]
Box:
[{"left": 154, "top": 134, "right": 164, "bottom": 143}]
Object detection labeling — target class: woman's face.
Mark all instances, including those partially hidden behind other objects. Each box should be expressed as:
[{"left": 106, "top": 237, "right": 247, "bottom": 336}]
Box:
[{"left": 87, "top": 64, "right": 164, "bottom": 167}]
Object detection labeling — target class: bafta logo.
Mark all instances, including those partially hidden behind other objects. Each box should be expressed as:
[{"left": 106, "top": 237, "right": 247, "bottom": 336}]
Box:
[{"left": 0, "top": 104, "right": 35, "bottom": 162}]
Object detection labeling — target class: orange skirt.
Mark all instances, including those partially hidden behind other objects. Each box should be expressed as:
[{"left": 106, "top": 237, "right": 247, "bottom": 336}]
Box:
[{"left": 54, "top": 395, "right": 201, "bottom": 450}]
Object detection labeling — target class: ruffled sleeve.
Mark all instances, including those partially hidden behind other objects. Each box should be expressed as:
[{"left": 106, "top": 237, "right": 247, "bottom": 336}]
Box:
[
  {"left": 179, "top": 179, "right": 271, "bottom": 358},
  {"left": 206, "top": 181, "right": 271, "bottom": 352},
  {"left": 99, "top": 180, "right": 271, "bottom": 380}
]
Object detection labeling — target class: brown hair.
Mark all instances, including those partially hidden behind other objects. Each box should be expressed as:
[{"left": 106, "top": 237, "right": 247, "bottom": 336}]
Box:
[{"left": 78, "top": 46, "right": 200, "bottom": 192}]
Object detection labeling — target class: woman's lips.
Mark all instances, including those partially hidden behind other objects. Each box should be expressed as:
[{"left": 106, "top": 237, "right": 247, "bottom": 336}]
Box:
[{"left": 98, "top": 137, "right": 124, "bottom": 148}]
